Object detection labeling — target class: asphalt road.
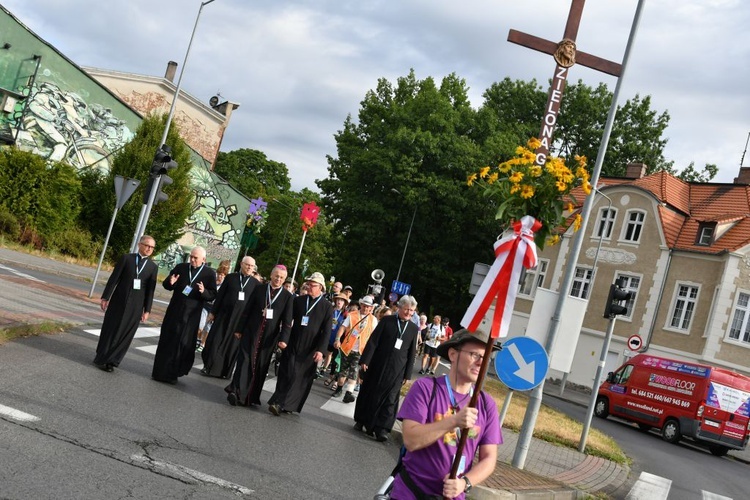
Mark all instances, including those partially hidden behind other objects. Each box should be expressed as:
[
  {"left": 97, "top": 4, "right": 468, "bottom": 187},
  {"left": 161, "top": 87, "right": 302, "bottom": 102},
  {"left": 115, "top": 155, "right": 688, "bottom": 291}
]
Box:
[
  {"left": 543, "top": 396, "right": 748, "bottom": 499},
  {"left": 0, "top": 326, "right": 400, "bottom": 499}
]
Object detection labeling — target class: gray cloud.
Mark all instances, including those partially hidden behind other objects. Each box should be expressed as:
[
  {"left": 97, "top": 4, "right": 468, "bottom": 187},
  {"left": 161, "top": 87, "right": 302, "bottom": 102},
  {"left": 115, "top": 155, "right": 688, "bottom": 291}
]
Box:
[{"left": 4, "top": 0, "right": 749, "bottom": 189}]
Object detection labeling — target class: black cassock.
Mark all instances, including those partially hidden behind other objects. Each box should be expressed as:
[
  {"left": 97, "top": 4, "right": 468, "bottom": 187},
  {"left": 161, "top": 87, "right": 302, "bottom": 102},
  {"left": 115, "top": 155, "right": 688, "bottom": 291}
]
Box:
[
  {"left": 152, "top": 263, "right": 216, "bottom": 383},
  {"left": 225, "top": 284, "right": 293, "bottom": 405},
  {"left": 268, "top": 294, "right": 333, "bottom": 412},
  {"left": 201, "top": 272, "right": 259, "bottom": 378},
  {"left": 355, "top": 315, "right": 418, "bottom": 433},
  {"left": 94, "top": 253, "right": 158, "bottom": 367}
]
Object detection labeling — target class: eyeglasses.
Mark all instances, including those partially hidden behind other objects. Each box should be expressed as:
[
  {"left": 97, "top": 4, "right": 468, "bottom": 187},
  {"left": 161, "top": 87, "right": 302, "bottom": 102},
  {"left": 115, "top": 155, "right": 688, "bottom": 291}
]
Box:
[
  {"left": 461, "top": 351, "right": 484, "bottom": 363},
  {"left": 140, "top": 243, "right": 155, "bottom": 249}
]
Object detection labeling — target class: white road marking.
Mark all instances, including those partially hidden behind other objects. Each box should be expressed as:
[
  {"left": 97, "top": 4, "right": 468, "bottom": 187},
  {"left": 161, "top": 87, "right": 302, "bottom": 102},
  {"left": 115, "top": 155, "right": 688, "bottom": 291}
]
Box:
[
  {"left": 320, "top": 398, "right": 356, "bottom": 418},
  {"left": 626, "top": 472, "right": 671, "bottom": 500},
  {"left": 136, "top": 345, "right": 158, "bottom": 355},
  {"left": 0, "top": 263, "right": 45, "bottom": 282},
  {"left": 703, "top": 492, "right": 733, "bottom": 500},
  {"left": 130, "top": 454, "right": 253, "bottom": 495},
  {"left": 0, "top": 403, "right": 41, "bottom": 422},
  {"left": 84, "top": 327, "right": 160, "bottom": 339}
]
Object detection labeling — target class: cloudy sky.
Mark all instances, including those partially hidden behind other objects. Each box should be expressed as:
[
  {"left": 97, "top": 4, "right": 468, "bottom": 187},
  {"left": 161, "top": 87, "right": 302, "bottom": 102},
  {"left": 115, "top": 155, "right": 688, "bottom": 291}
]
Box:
[{"left": 4, "top": 0, "right": 748, "bottom": 190}]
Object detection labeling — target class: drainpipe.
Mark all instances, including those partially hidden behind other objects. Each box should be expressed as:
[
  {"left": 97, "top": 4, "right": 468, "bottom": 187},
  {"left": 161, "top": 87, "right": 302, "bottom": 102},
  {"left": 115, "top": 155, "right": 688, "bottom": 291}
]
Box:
[{"left": 640, "top": 248, "right": 672, "bottom": 352}]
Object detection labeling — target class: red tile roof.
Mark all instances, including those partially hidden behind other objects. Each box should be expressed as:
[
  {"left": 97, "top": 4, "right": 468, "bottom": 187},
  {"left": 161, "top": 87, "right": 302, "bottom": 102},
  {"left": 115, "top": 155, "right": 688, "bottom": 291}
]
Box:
[{"left": 568, "top": 172, "right": 750, "bottom": 254}]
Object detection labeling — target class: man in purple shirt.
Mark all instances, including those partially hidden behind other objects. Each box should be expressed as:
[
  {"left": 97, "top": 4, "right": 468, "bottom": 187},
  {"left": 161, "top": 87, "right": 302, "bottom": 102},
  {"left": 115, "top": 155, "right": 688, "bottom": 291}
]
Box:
[{"left": 391, "top": 330, "right": 502, "bottom": 499}]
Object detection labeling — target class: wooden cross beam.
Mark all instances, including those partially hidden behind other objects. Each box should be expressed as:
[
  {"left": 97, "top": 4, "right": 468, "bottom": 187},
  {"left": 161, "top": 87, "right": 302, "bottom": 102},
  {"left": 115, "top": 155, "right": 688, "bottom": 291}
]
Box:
[{"left": 508, "top": 0, "right": 623, "bottom": 165}]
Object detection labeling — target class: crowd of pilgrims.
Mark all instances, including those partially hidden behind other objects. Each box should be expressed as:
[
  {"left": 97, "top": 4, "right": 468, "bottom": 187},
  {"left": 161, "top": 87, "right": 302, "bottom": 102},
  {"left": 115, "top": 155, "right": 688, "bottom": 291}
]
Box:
[{"left": 94, "top": 244, "right": 454, "bottom": 443}]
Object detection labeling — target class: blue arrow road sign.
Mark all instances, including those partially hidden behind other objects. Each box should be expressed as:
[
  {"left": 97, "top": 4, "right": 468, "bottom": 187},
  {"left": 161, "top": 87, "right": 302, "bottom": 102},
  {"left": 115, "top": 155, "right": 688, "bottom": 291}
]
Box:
[
  {"left": 391, "top": 280, "right": 411, "bottom": 295},
  {"left": 495, "top": 337, "right": 549, "bottom": 391}
]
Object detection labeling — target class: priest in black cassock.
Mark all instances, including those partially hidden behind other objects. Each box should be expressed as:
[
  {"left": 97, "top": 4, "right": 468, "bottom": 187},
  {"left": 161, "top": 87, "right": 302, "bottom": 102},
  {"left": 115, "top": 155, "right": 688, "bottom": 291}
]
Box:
[
  {"left": 268, "top": 272, "right": 334, "bottom": 415},
  {"left": 225, "top": 264, "right": 293, "bottom": 406},
  {"left": 152, "top": 246, "right": 217, "bottom": 384},
  {"left": 355, "top": 295, "right": 419, "bottom": 442},
  {"left": 94, "top": 235, "right": 158, "bottom": 372},
  {"left": 200, "top": 256, "right": 259, "bottom": 378}
]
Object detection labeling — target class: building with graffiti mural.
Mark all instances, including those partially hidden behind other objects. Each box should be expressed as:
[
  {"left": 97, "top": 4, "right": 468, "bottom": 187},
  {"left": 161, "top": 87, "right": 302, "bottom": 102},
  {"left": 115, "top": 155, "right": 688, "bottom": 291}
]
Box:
[{"left": 0, "top": 4, "right": 251, "bottom": 269}]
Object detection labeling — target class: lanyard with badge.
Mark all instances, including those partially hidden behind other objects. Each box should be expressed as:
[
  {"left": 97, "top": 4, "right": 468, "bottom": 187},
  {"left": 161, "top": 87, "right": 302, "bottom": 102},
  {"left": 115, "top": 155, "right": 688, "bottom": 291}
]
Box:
[
  {"left": 264, "top": 285, "right": 282, "bottom": 319},
  {"left": 238, "top": 274, "right": 253, "bottom": 301},
  {"left": 301, "top": 295, "right": 323, "bottom": 326},
  {"left": 182, "top": 264, "right": 205, "bottom": 296},
  {"left": 350, "top": 313, "right": 371, "bottom": 338},
  {"left": 444, "top": 374, "right": 474, "bottom": 476},
  {"left": 133, "top": 255, "right": 148, "bottom": 290},
  {"left": 394, "top": 318, "right": 408, "bottom": 349}
]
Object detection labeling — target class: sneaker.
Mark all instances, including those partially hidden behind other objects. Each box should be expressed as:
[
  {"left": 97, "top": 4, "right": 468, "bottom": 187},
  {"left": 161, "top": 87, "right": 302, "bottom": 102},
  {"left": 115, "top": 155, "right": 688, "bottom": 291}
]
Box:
[
  {"left": 429, "top": 370, "right": 435, "bottom": 376},
  {"left": 354, "top": 384, "right": 360, "bottom": 392},
  {"left": 332, "top": 387, "right": 343, "bottom": 398},
  {"left": 196, "top": 345, "right": 203, "bottom": 353},
  {"left": 268, "top": 403, "right": 281, "bottom": 416},
  {"left": 343, "top": 391, "right": 355, "bottom": 403},
  {"left": 418, "top": 369, "right": 425, "bottom": 375}
]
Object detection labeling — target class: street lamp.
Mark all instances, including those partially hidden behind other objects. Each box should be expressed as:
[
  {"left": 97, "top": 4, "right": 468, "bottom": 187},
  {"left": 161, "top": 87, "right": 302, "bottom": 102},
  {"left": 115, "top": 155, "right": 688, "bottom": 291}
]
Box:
[
  {"left": 391, "top": 188, "right": 417, "bottom": 284},
  {"left": 272, "top": 198, "right": 296, "bottom": 265},
  {"left": 131, "top": 0, "right": 217, "bottom": 251}
]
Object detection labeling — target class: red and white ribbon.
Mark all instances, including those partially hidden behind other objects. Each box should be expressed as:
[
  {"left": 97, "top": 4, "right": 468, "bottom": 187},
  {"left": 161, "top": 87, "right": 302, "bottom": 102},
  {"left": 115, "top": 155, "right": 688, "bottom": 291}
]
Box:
[{"left": 461, "top": 215, "right": 542, "bottom": 338}]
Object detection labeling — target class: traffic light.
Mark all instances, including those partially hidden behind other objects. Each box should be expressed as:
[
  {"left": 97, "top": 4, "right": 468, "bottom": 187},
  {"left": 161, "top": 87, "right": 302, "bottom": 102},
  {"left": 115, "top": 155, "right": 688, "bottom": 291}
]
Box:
[
  {"left": 143, "top": 146, "right": 178, "bottom": 204},
  {"left": 604, "top": 277, "right": 633, "bottom": 319}
]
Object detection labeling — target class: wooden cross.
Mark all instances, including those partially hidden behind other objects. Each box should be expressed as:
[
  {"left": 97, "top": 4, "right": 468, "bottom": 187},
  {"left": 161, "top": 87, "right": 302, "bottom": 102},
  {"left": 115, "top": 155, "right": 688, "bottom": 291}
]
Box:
[{"left": 508, "top": 0, "right": 622, "bottom": 165}]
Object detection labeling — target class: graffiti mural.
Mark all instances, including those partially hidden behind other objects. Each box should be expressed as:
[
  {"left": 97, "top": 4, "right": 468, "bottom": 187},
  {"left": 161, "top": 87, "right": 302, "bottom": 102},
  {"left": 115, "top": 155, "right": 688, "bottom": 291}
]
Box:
[
  {"left": 13, "top": 81, "right": 134, "bottom": 173},
  {"left": 184, "top": 165, "right": 247, "bottom": 264}
]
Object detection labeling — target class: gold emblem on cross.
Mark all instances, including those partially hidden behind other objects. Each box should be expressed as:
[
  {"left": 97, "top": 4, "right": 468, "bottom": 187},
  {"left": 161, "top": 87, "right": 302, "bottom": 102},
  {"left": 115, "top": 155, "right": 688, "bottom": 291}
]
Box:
[{"left": 554, "top": 39, "right": 576, "bottom": 68}]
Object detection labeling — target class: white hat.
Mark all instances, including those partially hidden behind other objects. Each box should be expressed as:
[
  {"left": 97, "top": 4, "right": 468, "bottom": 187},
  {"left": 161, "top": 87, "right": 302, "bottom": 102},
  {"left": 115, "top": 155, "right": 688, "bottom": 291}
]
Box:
[
  {"left": 359, "top": 295, "right": 375, "bottom": 307},
  {"left": 305, "top": 272, "right": 326, "bottom": 287}
]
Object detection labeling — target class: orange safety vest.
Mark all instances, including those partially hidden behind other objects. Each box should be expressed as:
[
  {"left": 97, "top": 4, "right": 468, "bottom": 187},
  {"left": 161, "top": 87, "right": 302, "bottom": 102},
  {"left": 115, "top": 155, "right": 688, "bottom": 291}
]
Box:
[{"left": 339, "top": 310, "right": 376, "bottom": 356}]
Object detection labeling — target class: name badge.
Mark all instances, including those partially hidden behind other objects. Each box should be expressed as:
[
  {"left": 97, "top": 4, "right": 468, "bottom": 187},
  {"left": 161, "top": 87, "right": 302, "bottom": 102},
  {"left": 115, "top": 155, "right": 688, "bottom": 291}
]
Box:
[
  {"left": 133, "top": 279, "right": 141, "bottom": 290},
  {"left": 182, "top": 285, "right": 193, "bottom": 296},
  {"left": 265, "top": 308, "right": 274, "bottom": 319},
  {"left": 301, "top": 315, "right": 310, "bottom": 326},
  {"left": 351, "top": 329, "right": 359, "bottom": 338},
  {"left": 238, "top": 292, "right": 245, "bottom": 301},
  {"left": 394, "top": 338, "right": 403, "bottom": 349}
]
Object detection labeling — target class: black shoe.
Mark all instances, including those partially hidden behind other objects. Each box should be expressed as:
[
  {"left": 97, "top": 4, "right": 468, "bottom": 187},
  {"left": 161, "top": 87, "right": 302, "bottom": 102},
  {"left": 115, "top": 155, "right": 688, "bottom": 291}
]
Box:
[
  {"left": 354, "top": 422, "right": 364, "bottom": 432},
  {"left": 332, "top": 387, "right": 343, "bottom": 398},
  {"left": 268, "top": 403, "right": 281, "bottom": 416},
  {"left": 375, "top": 429, "right": 389, "bottom": 442},
  {"left": 200, "top": 367, "right": 210, "bottom": 376},
  {"left": 343, "top": 391, "right": 355, "bottom": 403},
  {"left": 418, "top": 369, "right": 425, "bottom": 375},
  {"left": 227, "top": 393, "right": 238, "bottom": 406}
]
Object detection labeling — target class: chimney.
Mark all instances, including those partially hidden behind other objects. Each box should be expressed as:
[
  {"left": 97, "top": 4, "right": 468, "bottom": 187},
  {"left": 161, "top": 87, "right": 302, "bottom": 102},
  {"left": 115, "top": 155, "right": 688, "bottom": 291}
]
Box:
[
  {"left": 625, "top": 162, "right": 647, "bottom": 179},
  {"left": 164, "top": 61, "right": 178, "bottom": 83},
  {"left": 734, "top": 167, "right": 750, "bottom": 185}
]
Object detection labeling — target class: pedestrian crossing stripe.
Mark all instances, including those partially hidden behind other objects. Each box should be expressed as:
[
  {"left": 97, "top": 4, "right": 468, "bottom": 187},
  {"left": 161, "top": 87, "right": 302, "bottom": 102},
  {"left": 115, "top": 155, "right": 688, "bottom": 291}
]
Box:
[
  {"left": 625, "top": 472, "right": 733, "bottom": 500},
  {"left": 83, "top": 326, "right": 356, "bottom": 417}
]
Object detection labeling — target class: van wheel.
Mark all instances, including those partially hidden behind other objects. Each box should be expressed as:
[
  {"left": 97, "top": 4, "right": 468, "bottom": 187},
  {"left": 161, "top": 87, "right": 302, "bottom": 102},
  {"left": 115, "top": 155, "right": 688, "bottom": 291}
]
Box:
[
  {"left": 661, "top": 419, "right": 681, "bottom": 444},
  {"left": 594, "top": 397, "right": 609, "bottom": 418},
  {"left": 637, "top": 423, "right": 652, "bottom": 432},
  {"left": 709, "top": 445, "right": 729, "bottom": 457}
]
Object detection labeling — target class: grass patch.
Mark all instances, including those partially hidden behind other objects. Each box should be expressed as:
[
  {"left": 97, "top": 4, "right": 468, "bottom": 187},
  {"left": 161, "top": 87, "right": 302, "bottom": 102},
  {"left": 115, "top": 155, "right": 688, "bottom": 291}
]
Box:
[
  {"left": 0, "top": 321, "right": 72, "bottom": 346},
  {"left": 403, "top": 377, "right": 629, "bottom": 465}
]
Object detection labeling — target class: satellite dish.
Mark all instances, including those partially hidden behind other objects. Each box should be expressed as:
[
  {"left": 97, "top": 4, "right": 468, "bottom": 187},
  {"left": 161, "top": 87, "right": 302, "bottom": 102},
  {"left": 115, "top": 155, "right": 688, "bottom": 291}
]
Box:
[{"left": 209, "top": 95, "right": 220, "bottom": 107}]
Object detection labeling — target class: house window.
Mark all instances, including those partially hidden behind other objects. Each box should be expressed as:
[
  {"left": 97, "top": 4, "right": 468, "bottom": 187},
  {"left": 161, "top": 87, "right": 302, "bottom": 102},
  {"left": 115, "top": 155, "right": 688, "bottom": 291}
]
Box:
[
  {"left": 569, "top": 267, "right": 593, "bottom": 299},
  {"left": 616, "top": 274, "right": 640, "bottom": 320},
  {"left": 669, "top": 284, "right": 699, "bottom": 331},
  {"left": 728, "top": 292, "right": 750, "bottom": 343},
  {"left": 697, "top": 225, "right": 714, "bottom": 246},
  {"left": 595, "top": 208, "right": 617, "bottom": 239},
  {"left": 519, "top": 259, "right": 549, "bottom": 297},
  {"left": 622, "top": 210, "right": 645, "bottom": 243}
]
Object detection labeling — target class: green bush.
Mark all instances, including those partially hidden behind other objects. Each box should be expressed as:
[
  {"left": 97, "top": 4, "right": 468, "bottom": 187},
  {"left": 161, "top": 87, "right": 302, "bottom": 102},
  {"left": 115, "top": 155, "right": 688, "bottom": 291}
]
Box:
[
  {"left": 0, "top": 206, "right": 20, "bottom": 239},
  {"left": 45, "top": 227, "right": 102, "bottom": 261}
]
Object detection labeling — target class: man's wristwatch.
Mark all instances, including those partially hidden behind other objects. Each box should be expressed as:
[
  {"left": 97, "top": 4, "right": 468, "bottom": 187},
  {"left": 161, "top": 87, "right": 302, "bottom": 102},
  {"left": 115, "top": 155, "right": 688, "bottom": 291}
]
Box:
[{"left": 463, "top": 476, "right": 472, "bottom": 493}]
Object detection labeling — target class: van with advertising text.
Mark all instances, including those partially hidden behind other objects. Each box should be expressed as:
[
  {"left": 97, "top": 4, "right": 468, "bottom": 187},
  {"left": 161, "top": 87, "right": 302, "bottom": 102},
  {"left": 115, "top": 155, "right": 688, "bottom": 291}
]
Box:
[{"left": 595, "top": 354, "right": 750, "bottom": 456}]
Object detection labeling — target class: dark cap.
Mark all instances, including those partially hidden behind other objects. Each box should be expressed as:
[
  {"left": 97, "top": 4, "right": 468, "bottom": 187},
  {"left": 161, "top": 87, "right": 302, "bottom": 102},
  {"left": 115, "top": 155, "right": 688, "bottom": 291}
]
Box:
[{"left": 436, "top": 329, "right": 489, "bottom": 360}]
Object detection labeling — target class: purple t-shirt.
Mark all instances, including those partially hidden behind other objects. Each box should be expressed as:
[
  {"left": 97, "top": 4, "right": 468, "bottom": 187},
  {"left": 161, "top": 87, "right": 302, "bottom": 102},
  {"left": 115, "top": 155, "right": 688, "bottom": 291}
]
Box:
[{"left": 390, "top": 376, "right": 502, "bottom": 500}]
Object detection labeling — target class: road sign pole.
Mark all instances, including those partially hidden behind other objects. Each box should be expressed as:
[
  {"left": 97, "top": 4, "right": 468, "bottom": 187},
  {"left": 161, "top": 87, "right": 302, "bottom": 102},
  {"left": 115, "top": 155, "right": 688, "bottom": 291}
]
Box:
[{"left": 578, "top": 315, "right": 617, "bottom": 452}]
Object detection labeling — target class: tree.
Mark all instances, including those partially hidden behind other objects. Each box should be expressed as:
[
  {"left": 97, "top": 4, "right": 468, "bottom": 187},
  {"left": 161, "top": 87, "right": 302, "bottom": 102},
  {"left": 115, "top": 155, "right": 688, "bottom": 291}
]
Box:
[
  {"left": 213, "top": 148, "right": 291, "bottom": 199},
  {"left": 78, "top": 114, "right": 194, "bottom": 259},
  {"left": 675, "top": 162, "right": 719, "bottom": 183},
  {"left": 476, "top": 78, "right": 675, "bottom": 177},
  {"left": 318, "top": 70, "right": 498, "bottom": 318}
]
